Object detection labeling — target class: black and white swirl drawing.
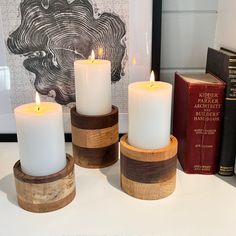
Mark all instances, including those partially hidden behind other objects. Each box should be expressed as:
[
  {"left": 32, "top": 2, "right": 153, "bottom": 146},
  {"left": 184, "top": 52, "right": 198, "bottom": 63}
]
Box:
[{"left": 7, "top": 0, "right": 126, "bottom": 105}]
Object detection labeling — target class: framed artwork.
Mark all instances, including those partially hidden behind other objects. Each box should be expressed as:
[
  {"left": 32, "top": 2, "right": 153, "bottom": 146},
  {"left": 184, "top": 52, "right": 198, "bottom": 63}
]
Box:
[{"left": 0, "top": 0, "right": 162, "bottom": 141}]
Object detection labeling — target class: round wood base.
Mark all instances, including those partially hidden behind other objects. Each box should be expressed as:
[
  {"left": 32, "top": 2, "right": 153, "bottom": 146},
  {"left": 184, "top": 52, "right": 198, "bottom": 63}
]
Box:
[
  {"left": 120, "top": 135, "right": 178, "bottom": 200},
  {"left": 71, "top": 106, "right": 119, "bottom": 169},
  {"left": 13, "top": 154, "right": 76, "bottom": 213}
]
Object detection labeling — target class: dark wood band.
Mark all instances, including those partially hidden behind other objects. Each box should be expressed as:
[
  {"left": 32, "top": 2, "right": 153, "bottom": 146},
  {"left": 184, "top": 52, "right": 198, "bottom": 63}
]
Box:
[
  {"left": 71, "top": 105, "right": 118, "bottom": 130},
  {"left": 14, "top": 154, "right": 74, "bottom": 184},
  {"left": 73, "top": 143, "right": 118, "bottom": 168},
  {"left": 120, "top": 154, "right": 177, "bottom": 184}
]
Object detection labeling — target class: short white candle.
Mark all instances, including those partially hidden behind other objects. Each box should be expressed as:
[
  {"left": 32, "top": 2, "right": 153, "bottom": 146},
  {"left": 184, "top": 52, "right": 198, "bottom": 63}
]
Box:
[
  {"left": 74, "top": 50, "right": 111, "bottom": 116},
  {"left": 128, "top": 72, "right": 172, "bottom": 149},
  {"left": 14, "top": 93, "right": 66, "bottom": 176}
]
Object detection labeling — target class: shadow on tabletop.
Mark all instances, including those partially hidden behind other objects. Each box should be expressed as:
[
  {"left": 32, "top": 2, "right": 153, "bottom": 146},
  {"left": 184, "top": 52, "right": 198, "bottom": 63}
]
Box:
[
  {"left": 176, "top": 161, "right": 184, "bottom": 172},
  {"left": 0, "top": 173, "right": 18, "bottom": 206},
  {"left": 216, "top": 174, "right": 236, "bottom": 188},
  {"left": 176, "top": 159, "right": 236, "bottom": 188},
  {"left": 100, "top": 160, "right": 123, "bottom": 192}
]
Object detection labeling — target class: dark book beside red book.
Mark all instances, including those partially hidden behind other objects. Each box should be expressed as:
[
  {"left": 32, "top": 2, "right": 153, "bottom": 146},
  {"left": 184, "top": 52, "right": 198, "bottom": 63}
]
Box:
[
  {"left": 206, "top": 47, "right": 236, "bottom": 176},
  {"left": 173, "top": 73, "right": 225, "bottom": 174}
]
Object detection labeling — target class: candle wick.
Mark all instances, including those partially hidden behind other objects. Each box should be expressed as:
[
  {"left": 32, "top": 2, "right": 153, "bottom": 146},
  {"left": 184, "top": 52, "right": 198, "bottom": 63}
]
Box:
[
  {"left": 37, "top": 106, "right": 40, "bottom": 112},
  {"left": 150, "top": 82, "right": 155, "bottom": 88}
]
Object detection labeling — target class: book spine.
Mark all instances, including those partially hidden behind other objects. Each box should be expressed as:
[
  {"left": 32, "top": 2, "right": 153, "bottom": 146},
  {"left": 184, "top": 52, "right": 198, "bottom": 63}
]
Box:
[
  {"left": 219, "top": 61, "right": 236, "bottom": 175},
  {"left": 173, "top": 73, "right": 225, "bottom": 174},
  {"left": 229, "top": 70, "right": 236, "bottom": 75},
  {"left": 227, "top": 61, "right": 236, "bottom": 99},
  {"left": 206, "top": 48, "right": 236, "bottom": 175},
  {"left": 185, "top": 84, "right": 225, "bottom": 174},
  {"left": 219, "top": 100, "right": 236, "bottom": 175}
]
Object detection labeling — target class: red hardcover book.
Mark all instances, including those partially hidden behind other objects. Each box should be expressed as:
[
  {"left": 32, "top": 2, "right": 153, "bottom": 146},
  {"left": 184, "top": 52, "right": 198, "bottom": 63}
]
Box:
[{"left": 173, "top": 73, "right": 226, "bottom": 174}]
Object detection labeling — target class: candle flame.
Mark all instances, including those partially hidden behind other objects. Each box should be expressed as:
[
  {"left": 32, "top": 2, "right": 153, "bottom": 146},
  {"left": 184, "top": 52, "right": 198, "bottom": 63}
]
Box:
[
  {"left": 35, "top": 92, "right": 41, "bottom": 111},
  {"left": 150, "top": 71, "right": 155, "bottom": 83},
  {"left": 150, "top": 71, "right": 155, "bottom": 87},
  {"left": 36, "top": 92, "right": 40, "bottom": 105},
  {"left": 90, "top": 50, "right": 95, "bottom": 62}
]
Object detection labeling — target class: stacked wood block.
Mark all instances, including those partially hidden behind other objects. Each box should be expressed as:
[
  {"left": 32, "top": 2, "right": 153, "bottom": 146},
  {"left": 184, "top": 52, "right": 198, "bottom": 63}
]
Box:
[
  {"left": 120, "top": 135, "right": 177, "bottom": 200},
  {"left": 14, "top": 154, "right": 76, "bottom": 213},
  {"left": 71, "top": 106, "right": 119, "bottom": 168}
]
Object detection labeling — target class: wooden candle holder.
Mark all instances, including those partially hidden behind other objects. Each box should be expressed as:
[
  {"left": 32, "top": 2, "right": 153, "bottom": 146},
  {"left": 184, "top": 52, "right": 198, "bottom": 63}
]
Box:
[
  {"left": 71, "top": 106, "right": 119, "bottom": 168},
  {"left": 13, "top": 154, "right": 76, "bottom": 213},
  {"left": 120, "top": 134, "right": 178, "bottom": 200}
]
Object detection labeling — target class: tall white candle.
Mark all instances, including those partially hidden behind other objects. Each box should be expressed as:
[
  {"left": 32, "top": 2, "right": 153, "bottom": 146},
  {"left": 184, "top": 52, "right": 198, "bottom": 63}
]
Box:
[
  {"left": 14, "top": 94, "right": 66, "bottom": 176},
  {"left": 128, "top": 72, "right": 172, "bottom": 149},
  {"left": 74, "top": 51, "right": 111, "bottom": 116}
]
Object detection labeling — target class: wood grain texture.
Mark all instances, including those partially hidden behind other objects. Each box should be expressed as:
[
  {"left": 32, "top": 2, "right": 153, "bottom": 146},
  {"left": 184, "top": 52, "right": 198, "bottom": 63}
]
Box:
[
  {"left": 73, "top": 143, "right": 118, "bottom": 168},
  {"left": 120, "top": 134, "right": 178, "bottom": 200},
  {"left": 120, "top": 134, "right": 177, "bottom": 162},
  {"left": 72, "top": 124, "right": 118, "bottom": 148},
  {"left": 121, "top": 154, "right": 177, "bottom": 183},
  {"left": 121, "top": 174, "right": 176, "bottom": 200},
  {"left": 71, "top": 106, "right": 118, "bottom": 130},
  {"left": 14, "top": 154, "right": 76, "bottom": 213},
  {"left": 14, "top": 154, "right": 74, "bottom": 184},
  {"left": 17, "top": 190, "right": 75, "bottom": 213},
  {"left": 71, "top": 105, "right": 119, "bottom": 168}
]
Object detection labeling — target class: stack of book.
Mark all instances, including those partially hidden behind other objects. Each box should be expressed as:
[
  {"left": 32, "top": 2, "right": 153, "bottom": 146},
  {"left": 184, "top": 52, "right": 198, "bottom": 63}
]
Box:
[
  {"left": 206, "top": 48, "right": 236, "bottom": 176},
  {"left": 173, "top": 47, "right": 236, "bottom": 175}
]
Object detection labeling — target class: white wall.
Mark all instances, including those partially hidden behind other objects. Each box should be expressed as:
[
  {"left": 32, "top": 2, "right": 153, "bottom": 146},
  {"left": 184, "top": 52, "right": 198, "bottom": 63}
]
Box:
[
  {"left": 160, "top": 0, "right": 219, "bottom": 84},
  {"left": 215, "top": 0, "right": 236, "bottom": 51},
  {"left": 0, "top": 7, "right": 6, "bottom": 66}
]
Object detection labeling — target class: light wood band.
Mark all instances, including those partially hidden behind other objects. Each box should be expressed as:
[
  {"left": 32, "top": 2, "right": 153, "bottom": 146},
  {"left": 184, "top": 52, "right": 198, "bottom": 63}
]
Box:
[
  {"left": 121, "top": 174, "right": 176, "bottom": 200},
  {"left": 72, "top": 124, "right": 118, "bottom": 148},
  {"left": 14, "top": 154, "right": 76, "bottom": 213},
  {"left": 120, "top": 134, "right": 177, "bottom": 162}
]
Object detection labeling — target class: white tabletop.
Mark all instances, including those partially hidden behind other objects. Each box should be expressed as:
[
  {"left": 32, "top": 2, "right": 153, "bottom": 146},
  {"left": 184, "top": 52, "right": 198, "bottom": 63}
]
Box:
[{"left": 0, "top": 142, "right": 236, "bottom": 236}]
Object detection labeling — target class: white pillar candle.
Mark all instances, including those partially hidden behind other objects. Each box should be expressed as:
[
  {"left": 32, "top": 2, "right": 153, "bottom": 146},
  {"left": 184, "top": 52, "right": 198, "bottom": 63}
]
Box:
[
  {"left": 128, "top": 72, "right": 172, "bottom": 149},
  {"left": 14, "top": 93, "right": 66, "bottom": 176},
  {"left": 74, "top": 51, "right": 111, "bottom": 116}
]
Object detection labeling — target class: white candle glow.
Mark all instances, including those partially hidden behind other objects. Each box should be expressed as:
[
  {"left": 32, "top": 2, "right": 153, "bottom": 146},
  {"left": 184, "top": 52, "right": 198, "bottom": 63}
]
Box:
[
  {"left": 128, "top": 71, "right": 172, "bottom": 149},
  {"left": 74, "top": 50, "right": 112, "bottom": 116},
  {"left": 14, "top": 93, "right": 66, "bottom": 176}
]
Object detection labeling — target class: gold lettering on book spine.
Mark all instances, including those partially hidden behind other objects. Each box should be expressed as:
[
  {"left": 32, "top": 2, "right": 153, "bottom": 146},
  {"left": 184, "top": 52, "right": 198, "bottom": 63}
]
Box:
[
  {"left": 219, "top": 166, "right": 234, "bottom": 175},
  {"left": 193, "top": 92, "right": 222, "bottom": 122}
]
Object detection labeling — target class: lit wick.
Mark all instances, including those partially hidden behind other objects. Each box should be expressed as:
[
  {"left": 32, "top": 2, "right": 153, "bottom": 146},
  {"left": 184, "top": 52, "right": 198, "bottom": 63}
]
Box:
[
  {"left": 90, "top": 50, "right": 95, "bottom": 63},
  {"left": 150, "top": 71, "right": 155, "bottom": 87},
  {"left": 35, "top": 92, "right": 41, "bottom": 112}
]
